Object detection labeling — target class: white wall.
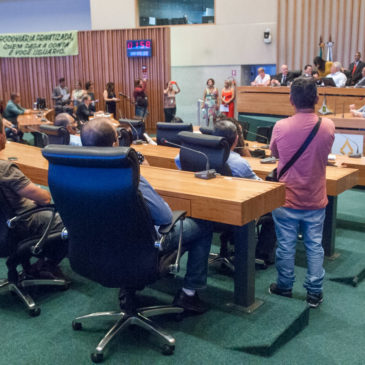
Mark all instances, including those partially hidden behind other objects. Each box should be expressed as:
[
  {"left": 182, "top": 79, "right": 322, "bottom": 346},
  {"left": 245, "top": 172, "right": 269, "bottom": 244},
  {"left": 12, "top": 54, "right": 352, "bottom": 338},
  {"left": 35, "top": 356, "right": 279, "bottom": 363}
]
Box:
[{"left": 90, "top": 0, "right": 277, "bottom": 66}]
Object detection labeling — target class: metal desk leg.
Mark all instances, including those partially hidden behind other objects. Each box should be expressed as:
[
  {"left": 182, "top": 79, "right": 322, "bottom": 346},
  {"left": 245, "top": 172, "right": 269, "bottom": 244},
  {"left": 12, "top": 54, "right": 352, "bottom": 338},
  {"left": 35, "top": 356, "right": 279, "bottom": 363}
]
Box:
[
  {"left": 227, "top": 221, "right": 263, "bottom": 313},
  {"left": 322, "top": 196, "right": 339, "bottom": 259}
]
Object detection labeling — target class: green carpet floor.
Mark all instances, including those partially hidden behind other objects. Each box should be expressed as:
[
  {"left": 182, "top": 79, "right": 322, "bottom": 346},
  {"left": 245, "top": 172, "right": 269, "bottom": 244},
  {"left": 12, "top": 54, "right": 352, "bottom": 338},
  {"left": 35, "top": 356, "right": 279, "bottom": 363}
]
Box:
[{"left": 0, "top": 184, "right": 364, "bottom": 364}]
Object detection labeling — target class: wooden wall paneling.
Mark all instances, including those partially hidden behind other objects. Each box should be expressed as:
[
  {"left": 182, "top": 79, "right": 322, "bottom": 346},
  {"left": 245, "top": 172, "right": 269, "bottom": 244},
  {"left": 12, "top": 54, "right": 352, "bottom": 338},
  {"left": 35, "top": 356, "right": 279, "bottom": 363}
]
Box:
[{"left": 0, "top": 27, "right": 170, "bottom": 131}]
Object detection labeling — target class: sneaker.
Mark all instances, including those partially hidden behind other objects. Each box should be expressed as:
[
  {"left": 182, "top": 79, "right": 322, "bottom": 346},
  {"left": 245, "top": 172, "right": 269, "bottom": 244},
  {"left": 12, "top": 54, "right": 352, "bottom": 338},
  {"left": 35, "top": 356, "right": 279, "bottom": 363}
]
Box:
[
  {"left": 269, "top": 283, "right": 293, "bottom": 298},
  {"left": 173, "top": 289, "right": 208, "bottom": 314},
  {"left": 306, "top": 292, "right": 323, "bottom": 308}
]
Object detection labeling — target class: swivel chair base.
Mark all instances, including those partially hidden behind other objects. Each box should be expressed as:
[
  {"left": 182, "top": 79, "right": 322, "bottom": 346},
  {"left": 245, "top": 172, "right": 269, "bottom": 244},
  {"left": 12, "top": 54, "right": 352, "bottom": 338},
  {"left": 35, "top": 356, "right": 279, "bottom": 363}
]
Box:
[
  {"left": 72, "top": 305, "right": 184, "bottom": 363},
  {"left": 0, "top": 276, "right": 69, "bottom": 316}
]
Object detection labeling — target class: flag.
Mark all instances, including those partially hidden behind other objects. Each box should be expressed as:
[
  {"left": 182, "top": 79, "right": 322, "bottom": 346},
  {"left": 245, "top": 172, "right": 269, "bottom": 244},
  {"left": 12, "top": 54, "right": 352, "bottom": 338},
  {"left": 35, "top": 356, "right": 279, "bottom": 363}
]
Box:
[
  {"left": 319, "top": 36, "right": 324, "bottom": 58},
  {"left": 326, "top": 35, "right": 334, "bottom": 61}
]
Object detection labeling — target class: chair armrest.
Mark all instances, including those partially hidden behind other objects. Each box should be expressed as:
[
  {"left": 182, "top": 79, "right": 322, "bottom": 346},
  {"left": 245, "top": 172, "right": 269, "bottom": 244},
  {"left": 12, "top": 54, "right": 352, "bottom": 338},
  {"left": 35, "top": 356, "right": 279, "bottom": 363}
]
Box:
[
  {"left": 158, "top": 210, "right": 186, "bottom": 235},
  {"left": 156, "top": 210, "right": 186, "bottom": 275},
  {"left": 7, "top": 205, "right": 58, "bottom": 255}
]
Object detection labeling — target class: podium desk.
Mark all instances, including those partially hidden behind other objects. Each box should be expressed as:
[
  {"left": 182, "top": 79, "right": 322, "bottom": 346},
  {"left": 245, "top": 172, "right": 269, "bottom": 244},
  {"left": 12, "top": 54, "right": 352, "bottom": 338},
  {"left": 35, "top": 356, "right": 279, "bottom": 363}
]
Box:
[
  {"left": 17, "top": 109, "right": 54, "bottom": 133},
  {"left": 0, "top": 142, "right": 286, "bottom": 312}
]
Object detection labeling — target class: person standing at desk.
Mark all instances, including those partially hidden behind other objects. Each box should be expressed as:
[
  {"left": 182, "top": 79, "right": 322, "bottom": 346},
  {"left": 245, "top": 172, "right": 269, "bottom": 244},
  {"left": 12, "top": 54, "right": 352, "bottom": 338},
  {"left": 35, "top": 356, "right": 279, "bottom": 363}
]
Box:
[
  {"left": 268, "top": 77, "right": 335, "bottom": 308},
  {"left": 220, "top": 80, "right": 235, "bottom": 118},
  {"left": 133, "top": 78, "right": 148, "bottom": 118},
  {"left": 81, "top": 118, "right": 213, "bottom": 314},
  {"left": 163, "top": 81, "right": 180, "bottom": 122},
  {"left": 313, "top": 56, "right": 332, "bottom": 78},
  {"left": 52, "top": 78, "right": 71, "bottom": 115},
  {"left": 202, "top": 78, "right": 219, "bottom": 126},
  {"left": 347, "top": 51, "right": 365, "bottom": 86},
  {"left": 71, "top": 80, "right": 85, "bottom": 107},
  {"left": 85, "top": 80, "right": 97, "bottom": 112},
  {"left": 103, "top": 82, "right": 119, "bottom": 118},
  {"left": 353, "top": 66, "right": 365, "bottom": 88},
  {"left": 3, "top": 93, "right": 31, "bottom": 142}
]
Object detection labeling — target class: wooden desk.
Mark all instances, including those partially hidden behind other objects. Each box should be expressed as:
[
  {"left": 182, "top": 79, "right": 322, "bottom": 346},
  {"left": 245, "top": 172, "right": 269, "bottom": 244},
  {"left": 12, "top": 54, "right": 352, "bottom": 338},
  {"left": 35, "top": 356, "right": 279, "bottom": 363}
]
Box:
[
  {"left": 17, "top": 109, "right": 54, "bottom": 133},
  {"left": 237, "top": 86, "right": 365, "bottom": 116},
  {"left": 0, "top": 142, "right": 286, "bottom": 312},
  {"left": 132, "top": 144, "right": 359, "bottom": 257}
]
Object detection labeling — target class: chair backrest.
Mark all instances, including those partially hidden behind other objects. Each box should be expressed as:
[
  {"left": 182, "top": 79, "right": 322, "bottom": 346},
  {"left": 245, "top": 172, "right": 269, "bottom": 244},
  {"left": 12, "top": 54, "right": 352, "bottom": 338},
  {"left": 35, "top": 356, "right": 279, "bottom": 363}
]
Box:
[
  {"left": 199, "top": 126, "right": 214, "bottom": 135},
  {"left": 0, "top": 189, "right": 15, "bottom": 257},
  {"left": 117, "top": 127, "right": 133, "bottom": 147},
  {"left": 178, "top": 131, "right": 232, "bottom": 176},
  {"left": 32, "top": 131, "right": 49, "bottom": 148},
  {"left": 156, "top": 122, "right": 193, "bottom": 145},
  {"left": 40, "top": 125, "right": 70, "bottom": 145},
  {"left": 256, "top": 126, "right": 273, "bottom": 144},
  {"left": 42, "top": 145, "right": 159, "bottom": 289},
  {"left": 119, "top": 119, "right": 145, "bottom": 140}
]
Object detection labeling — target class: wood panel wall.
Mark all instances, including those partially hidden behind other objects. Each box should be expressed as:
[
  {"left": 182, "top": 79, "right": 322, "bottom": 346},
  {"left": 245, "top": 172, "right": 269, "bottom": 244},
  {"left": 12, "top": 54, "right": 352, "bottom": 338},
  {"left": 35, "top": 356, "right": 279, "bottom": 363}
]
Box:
[
  {"left": 277, "top": 0, "right": 365, "bottom": 71},
  {"left": 0, "top": 27, "right": 171, "bottom": 131}
]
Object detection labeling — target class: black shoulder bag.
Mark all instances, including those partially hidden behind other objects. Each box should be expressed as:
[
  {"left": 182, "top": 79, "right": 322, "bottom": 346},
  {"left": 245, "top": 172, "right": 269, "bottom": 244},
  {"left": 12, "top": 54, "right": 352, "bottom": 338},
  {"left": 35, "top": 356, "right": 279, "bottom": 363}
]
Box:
[{"left": 266, "top": 117, "right": 322, "bottom": 182}]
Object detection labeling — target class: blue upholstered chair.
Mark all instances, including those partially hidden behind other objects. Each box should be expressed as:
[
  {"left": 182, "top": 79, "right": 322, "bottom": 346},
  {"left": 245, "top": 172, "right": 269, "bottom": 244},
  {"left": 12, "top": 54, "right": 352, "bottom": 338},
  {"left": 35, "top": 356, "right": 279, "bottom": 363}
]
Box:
[
  {"left": 42, "top": 145, "right": 186, "bottom": 363},
  {"left": 156, "top": 122, "right": 193, "bottom": 145}
]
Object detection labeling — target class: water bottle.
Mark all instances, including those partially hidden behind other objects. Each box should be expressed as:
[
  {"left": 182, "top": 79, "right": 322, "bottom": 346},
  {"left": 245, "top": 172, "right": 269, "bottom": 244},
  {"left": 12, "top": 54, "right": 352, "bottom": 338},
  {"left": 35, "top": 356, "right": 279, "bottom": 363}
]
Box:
[{"left": 33, "top": 101, "right": 37, "bottom": 110}]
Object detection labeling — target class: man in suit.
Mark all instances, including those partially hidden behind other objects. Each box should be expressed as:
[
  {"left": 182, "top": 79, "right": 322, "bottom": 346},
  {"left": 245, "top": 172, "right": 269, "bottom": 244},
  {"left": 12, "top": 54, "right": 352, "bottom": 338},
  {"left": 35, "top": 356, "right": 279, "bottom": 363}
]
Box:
[
  {"left": 302, "top": 64, "right": 313, "bottom": 78},
  {"left": 76, "top": 95, "right": 94, "bottom": 124},
  {"left": 271, "top": 64, "right": 295, "bottom": 86},
  {"left": 347, "top": 51, "right": 365, "bottom": 86},
  {"left": 354, "top": 66, "right": 365, "bottom": 88}
]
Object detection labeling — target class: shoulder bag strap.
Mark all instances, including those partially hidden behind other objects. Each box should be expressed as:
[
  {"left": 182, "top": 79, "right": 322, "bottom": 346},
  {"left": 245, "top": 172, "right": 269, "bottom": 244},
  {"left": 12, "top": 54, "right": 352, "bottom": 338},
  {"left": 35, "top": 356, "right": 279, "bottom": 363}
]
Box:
[{"left": 278, "top": 117, "right": 322, "bottom": 180}]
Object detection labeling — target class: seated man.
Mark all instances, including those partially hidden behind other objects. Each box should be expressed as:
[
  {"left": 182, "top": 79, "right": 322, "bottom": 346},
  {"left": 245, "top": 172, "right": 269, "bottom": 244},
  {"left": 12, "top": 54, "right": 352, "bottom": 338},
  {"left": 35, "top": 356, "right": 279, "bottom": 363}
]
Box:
[
  {"left": 54, "top": 113, "right": 82, "bottom": 146},
  {"left": 80, "top": 118, "right": 213, "bottom": 314},
  {"left": 251, "top": 67, "right": 271, "bottom": 86},
  {"left": 0, "top": 118, "right": 67, "bottom": 278},
  {"left": 302, "top": 64, "right": 313, "bottom": 78},
  {"left": 76, "top": 95, "right": 94, "bottom": 124},
  {"left": 271, "top": 64, "right": 295, "bottom": 86},
  {"left": 326, "top": 62, "right": 347, "bottom": 87},
  {"left": 3, "top": 93, "right": 31, "bottom": 142}
]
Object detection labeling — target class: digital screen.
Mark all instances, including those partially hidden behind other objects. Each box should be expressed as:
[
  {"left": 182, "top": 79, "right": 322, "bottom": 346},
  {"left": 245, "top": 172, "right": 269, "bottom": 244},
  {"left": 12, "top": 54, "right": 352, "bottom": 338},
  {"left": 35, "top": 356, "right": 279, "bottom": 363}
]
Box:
[{"left": 127, "top": 39, "right": 152, "bottom": 57}]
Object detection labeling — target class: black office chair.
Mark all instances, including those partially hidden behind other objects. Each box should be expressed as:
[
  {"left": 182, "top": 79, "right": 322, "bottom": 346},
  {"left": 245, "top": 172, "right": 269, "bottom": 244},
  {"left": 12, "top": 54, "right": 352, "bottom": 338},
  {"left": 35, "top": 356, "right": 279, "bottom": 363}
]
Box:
[
  {"left": 199, "top": 126, "right": 214, "bottom": 135},
  {"left": 156, "top": 122, "right": 193, "bottom": 145},
  {"left": 119, "top": 118, "right": 145, "bottom": 141},
  {"left": 32, "top": 132, "right": 49, "bottom": 148},
  {"left": 116, "top": 127, "right": 133, "bottom": 147},
  {"left": 39, "top": 124, "right": 70, "bottom": 145},
  {"left": 256, "top": 126, "right": 273, "bottom": 144},
  {"left": 0, "top": 190, "right": 69, "bottom": 316},
  {"left": 42, "top": 145, "right": 186, "bottom": 363}
]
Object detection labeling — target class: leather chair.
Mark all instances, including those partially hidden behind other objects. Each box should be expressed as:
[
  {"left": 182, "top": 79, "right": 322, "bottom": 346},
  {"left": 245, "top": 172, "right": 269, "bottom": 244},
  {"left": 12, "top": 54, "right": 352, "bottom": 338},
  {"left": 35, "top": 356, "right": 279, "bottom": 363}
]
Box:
[
  {"left": 39, "top": 124, "right": 70, "bottom": 145},
  {"left": 256, "top": 126, "right": 273, "bottom": 144},
  {"left": 116, "top": 127, "right": 133, "bottom": 147},
  {"left": 0, "top": 190, "right": 69, "bottom": 316},
  {"left": 199, "top": 126, "right": 214, "bottom": 135},
  {"left": 156, "top": 122, "right": 193, "bottom": 146},
  {"left": 119, "top": 118, "right": 145, "bottom": 141},
  {"left": 178, "top": 131, "right": 231, "bottom": 176},
  {"left": 42, "top": 145, "right": 186, "bottom": 363}
]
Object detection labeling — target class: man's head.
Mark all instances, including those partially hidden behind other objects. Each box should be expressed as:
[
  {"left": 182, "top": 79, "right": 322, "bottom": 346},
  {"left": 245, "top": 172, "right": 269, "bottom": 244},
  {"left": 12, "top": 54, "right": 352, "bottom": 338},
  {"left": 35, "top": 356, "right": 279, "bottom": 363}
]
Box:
[
  {"left": 82, "top": 94, "right": 92, "bottom": 106},
  {"left": 290, "top": 77, "right": 318, "bottom": 110},
  {"left": 355, "top": 51, "right": 361, "bottom": 62},
  {"left": 10, "top": 93, "right": 20, "bottom": 105},
  {"left": 304, "top": 64, "right": 313, "bottom": 75},
  {"left": 59, "top": 77, "right": 65, "bottom": 88},
  {"left": 81, "top": 117, "right": 118, "bottom": 147},
  {"left": 0, "top": 117, "right": 6, "bottom": 151},
  {"left": 54, "top": 113, "right": 77, "bottom": 135},
  {"left": 213, "top": 119, "right": 238, "bottom": 150},
  {"left": 331, "top": 61, "right": 342, "bottom": 74},
  {"left": 281, "top": 64, "right": 288, "bottom": 75}
]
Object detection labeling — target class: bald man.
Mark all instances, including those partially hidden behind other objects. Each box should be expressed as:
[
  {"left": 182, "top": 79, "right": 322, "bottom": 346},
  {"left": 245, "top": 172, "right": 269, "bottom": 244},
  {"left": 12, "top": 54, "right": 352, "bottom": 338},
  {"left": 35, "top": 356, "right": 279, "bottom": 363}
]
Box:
[{"left": 271, "top": 64, "right": 295, "bottom": 86}]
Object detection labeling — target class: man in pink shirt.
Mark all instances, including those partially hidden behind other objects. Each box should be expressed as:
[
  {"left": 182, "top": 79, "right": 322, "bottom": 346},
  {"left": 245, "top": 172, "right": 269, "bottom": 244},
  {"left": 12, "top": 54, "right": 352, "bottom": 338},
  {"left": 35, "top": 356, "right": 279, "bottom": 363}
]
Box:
[{"left": 269, "top": 77, "right": 335, "bottom": 308}]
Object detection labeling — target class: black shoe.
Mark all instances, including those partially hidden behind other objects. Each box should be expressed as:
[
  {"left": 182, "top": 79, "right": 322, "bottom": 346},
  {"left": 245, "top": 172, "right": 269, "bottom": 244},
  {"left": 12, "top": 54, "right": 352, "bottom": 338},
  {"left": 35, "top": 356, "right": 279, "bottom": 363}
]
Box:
[
  {"left": 119, "top": 288, "right": 137, "bottom": 314},
  {"left": 306, "top": 292, "right": 323, "bottom": 308},
  {"left": 269, "top": 283, "right": 292, "bottom": 298},
  {"left": 173, "top": 289, "right": 208, "bottom": 314}
]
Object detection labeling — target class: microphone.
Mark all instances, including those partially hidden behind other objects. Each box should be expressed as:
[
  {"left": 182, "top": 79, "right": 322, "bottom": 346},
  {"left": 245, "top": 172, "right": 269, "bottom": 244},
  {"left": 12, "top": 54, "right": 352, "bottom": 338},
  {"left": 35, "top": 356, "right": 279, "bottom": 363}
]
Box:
[
  {"left": 340, "top": 134, "right": 362, "bottom": 158},
  {"left": 243, "top": 129, "right": 270, "bottom": 149},
  {"left": 118, "top": 92, "right": 129, "bottom": 98},
  {"left": 119, "top": 119, "right": 143, "bottom": 145},
  {"left": 143, "top": 132, "right": 157, "bottom": 145},
  {"left": 160, "top": 138, "right": 216, "bottom": 179}
]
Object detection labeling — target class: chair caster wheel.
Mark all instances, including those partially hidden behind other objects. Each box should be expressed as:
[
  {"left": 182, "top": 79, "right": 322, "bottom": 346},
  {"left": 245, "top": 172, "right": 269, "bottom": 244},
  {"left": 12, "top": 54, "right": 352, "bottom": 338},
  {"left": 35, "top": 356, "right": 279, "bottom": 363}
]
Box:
[
  {"left": 72, "top": 321, "right": 82, "bottom": 331},
  {"left": 91, "top": 352, "right": 103, "bottom": 363},
  {"left": 162, "top": 344, "right": 174, "bottom": 355},
  {"left": 29, "top": 306, "right": 41, "bottom": 317}
]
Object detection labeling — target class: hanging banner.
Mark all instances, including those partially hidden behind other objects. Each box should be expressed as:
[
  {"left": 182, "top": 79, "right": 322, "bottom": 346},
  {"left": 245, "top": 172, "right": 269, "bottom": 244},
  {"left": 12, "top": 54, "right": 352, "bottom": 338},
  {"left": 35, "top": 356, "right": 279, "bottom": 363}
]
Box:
[{"left": 0, "top": 30, "right": 79, "bottom": 58}]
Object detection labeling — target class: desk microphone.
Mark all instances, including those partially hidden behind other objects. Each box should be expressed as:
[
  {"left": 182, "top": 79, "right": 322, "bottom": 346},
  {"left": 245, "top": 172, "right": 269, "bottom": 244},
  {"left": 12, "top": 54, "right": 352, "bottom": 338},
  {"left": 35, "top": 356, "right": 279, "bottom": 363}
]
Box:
[
  {"left": 243, "top": 129, "right": 270, "bottom": 149},
  {"left": 340, "top": 134, "right": 362, "bottom": 158},
  {"left": 119, "top": 119, "right": 143, "bottom": 144},
  {"left": 160, "top": 138, "right": 217, "bottom": 179},
  {"left": 143, "top": 132, "right": 157, "bottom": 145}
]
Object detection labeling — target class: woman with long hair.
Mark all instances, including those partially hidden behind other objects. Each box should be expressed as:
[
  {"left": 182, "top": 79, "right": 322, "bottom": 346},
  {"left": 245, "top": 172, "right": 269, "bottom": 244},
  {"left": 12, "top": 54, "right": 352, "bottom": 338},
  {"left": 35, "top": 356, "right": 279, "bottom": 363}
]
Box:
[{"left": 103, "top": 82, "right": 119, "bottom": 117}]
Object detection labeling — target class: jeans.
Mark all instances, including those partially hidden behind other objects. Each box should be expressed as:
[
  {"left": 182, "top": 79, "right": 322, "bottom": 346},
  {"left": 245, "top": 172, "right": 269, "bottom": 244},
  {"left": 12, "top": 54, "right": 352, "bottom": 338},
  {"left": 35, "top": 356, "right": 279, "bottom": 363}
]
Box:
[
  {"left": 163, "top": 218, "right": 213, "bottom": 290},
  {"left": 135, "top": 105, "right": 147, "bottom": 118},
  {"left": 272, "top": 207, "right": 326, "bottom": 294}
]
